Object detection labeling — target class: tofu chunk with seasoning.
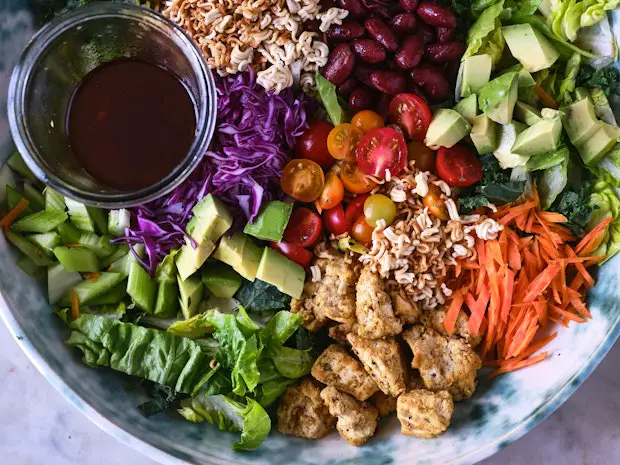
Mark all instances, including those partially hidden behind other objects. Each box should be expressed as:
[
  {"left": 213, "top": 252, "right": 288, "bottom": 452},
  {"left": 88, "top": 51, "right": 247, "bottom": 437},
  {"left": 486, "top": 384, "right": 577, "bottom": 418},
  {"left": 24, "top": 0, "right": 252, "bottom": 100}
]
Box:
[
  {"left": 420, "top": 307, "right": 482, "bottom": 347},
  {"left": 389, "top": 290, "right": 421, "bottom": 325},
  {"left": 311, "top": 344, "right": 379, "bottom": 401},
  {"left": 356, "top": 267, "right": 402, "bottom": 339},
  {"left": 371, "top": 391, "right": 397, "bottom": 417},
  {"left": 277, "top": 378, "right": 336, "bottom": 440},
  {"left": 328, "top": 322, "right": 356, "bottom": 343},
  {"left": 347, "top": 333, "right": 408, "bottom": 397},
  {"left": 320, "top": 386, "right": 379, "bottom": 446},
  {"left": 402, "top": 325, "right": 482, "bottom": 400},
  {"left": 397, "top": 389, "right": 454, "bottom": 438}
]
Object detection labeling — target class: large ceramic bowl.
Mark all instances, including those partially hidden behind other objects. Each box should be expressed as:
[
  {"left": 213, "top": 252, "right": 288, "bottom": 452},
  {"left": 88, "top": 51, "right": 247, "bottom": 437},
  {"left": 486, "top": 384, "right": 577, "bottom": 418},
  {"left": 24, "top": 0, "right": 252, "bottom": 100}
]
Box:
[{"left": 1, "top": 3, "right": 620, "bottom": 465}]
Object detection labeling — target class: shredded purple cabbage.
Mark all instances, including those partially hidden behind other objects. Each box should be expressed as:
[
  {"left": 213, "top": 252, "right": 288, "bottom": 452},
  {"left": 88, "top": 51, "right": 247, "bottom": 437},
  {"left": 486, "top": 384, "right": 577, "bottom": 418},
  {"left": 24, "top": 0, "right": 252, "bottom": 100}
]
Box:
[{"left": 115, "top": 70, "right": 313, "bottom": 274}]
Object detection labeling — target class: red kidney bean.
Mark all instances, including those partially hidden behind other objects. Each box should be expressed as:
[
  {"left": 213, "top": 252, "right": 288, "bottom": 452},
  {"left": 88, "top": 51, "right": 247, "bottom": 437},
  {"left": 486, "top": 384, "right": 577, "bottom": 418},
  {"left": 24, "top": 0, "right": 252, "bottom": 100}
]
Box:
[
  {"left": 400, "top": 0, "right": 419, "bottom": 12},
  {"left": 391, "top": 13, "right": 417, "bottom": 36},
  {"left": 417, "top": 1, "right": 457, "bottom": 28},
  {"left": 416, "top": 21, "right": 436, "bottom": 44},
  {"left": 445, "top": 60, "right": 460, "bottom": 84},
  {"left": 425, "top": 41, "right": 466, "bottom": 63},
  {"left": 369, "top": 71, "right": 407, "bottom": 95},
  {"left": 323, "top": 43, "right": 356, "bottom": 85},
  {"left": 349, "top": 86, "right": 374, "bottom": 112},
  {"left": 338, "top": 0, "right": 367, "bottom": 17},
  {"left": 352, "top": 38, "right": 386, "bottom": 64},
  {"left": 321, "top": 0, "right": 337, "bottom": 9},
  {"left": 408, "top": 82, "right": 428, "bottom": 100},
  {"left": 304, "top": 19, "right": 321, "bottom": 34},
  {"left": 394, "top": 35, "right": 425, "bottom": 70},
  {"left": 327, "top": 21, "right": 366, "bottom": 40},
  {"left": 410, "top": 63, "right": 450, "bottom": 102},
  {"left": 365, "top": 18, "right": 400, "bottom": 52},
  {"left": 436, "top": 27, "right": 455, "bottom": 43},
  {"left": 377, "top": 94, "right": 392, "bottom": 120},
  {"left": 354, "top": 62, "right": 377, "bottom": 86},
  {"left": 338, "top": 77, "right": 358, "bottom": 96}
]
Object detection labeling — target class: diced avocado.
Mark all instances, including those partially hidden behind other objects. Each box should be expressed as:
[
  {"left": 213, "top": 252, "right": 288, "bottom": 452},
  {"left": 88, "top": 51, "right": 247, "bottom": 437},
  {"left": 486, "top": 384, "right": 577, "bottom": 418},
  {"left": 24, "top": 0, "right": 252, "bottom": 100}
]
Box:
[
  {"left": 235, "top": 238, "right": 262, "bottom": 282},
  {"left": 23, "top": 183, "right": 45, "bottom": 211},
  {"left": 424, "top": 109, "right": 471, "bottom": 149},
  {"left": 517, "top": 68, "right": 536, "bottom": 103},
  {"left": 494, "top": 122, "right": 530, "bottom": 168},
  {"left": 512, "top": 113, "right": 562, "bottom": 156},
  {"left": 282, "top": 260, "right": 306, "bottom": 300},
  {"left": 127, "top": 260, "right": 156, "bottom": 313},
  {"left": 514, "top": 102, "right": 542, "bottom": 126},
  {"left": 453, "top": 94, "right": 477, "bottom": 125},
  {"left": 201, "top": 262, "right": 242, "bottom": 299},
  {"left": 53, "top": 246, "right": 100, "bottom": 272},
  {"left": 243, "top": 201, "right": 293, "bottom": 242},
  {"left": 578, "top": 122, "right": 620, "bottom": 165},
  {"left": 479, "top": 71, "right": 519, "bottom": 125},
  {"left": 470, "top": 114, "right": 498, "bottom": 155},
  {"left": 213, "top": 232, "right": 246, "bottom": 269},
  {"left": 459, "top": 54, "right": 492, "bottom": 98},
  {"left": 178, "top": 275, "right": 203, "bottom": 319},
  {"left": 561, "top": 97, "right": 600, "bottom": 146},
  {"left": 502, "top": 24, "right": 559, "bottom": 72},
  {"left": 176, "top": 239, "right": 216, "bottom": 281},
  {"left": 65, "top": 198, "right": 96, "bottom": 232},
  {"left": 256, "top": 247, "right": 305, "bottom": 299},
  {"left": 188, "top": 194, "right": 233, "bottom": 244},
  {"left": 574, "top": 87, "right": 590, "bottom": 101}
]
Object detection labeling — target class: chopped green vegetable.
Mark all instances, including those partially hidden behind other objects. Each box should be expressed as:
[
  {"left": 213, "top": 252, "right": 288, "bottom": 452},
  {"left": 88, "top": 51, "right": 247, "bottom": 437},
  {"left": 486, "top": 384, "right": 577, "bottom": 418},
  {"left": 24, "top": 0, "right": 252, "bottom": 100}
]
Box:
[
  {"left": 5, "top": 231, "right": 53, "bottom": 267},
  {"left": 28, "top": 232, "right": 61, "bottom": 254},
  {"left": 463, "top": 0, "right": 505, "bottom": 65},
  {"left": 57, "top": 222, "right": 82, "bottom": 244},
  {"left": 53, "top": 246, "right": 99, "bottom": 272},
  {"left": 138, "top": 383, "right": 184, "bottom": 418},
  {"left": 17, "top": 255, "right": 42, "bottom": 277},
  {"left": 7, "top": 152, "right": 36, "bottom": 181},
  {"left": 100, "top": 244, "right": 130, "bottom": 269},
  {"left": 316, "top": 72, "right": 346, "bottom": 125},
  {"left": 234, "top": 279, "right": 292, "bottom": 313},
  {"left": 86, "top": 281, "right": 128, "bottom": 306},
  {"left": 536, "top": 155, "right": 569, "bottom": 209},
  {"left": 65, "top": 197, "right": 95, "bottom": 232},
  {"left": 5, "top": 185, "right": 30, "bottom": 216},
  {"left": 108, "top": 209, "right": 131, "bottom": 237},
  {"left": 87, "top": 207, "right": 108, "bottom": 235},
  {"left": 551, "top": 183, "right": 594, "bottom": 234},
  {"left": 168, "top": 311, "right": 215, "bottom": 339},
  {"left": 526, "top": 145, "right": 570, "bottom": 171},
  {"left": 11, "top": 210, "right": 68, "bottom": 233},
  {"left": 78, "top": 232, "right": 116, "bottom": 258},
  {"left": 558, "top": 53, "right": 581, "bottom": 104},
  {"left": 576, "top": 64, "right": 620, "bottom": 95},
  {"left": 127, "top": 260, "right": 156, "bottom": 313},
  {"left": 44, "top": 187, "right": 66, "bottom": 212},
  {"left": 22, "top": 183, "right": 45, "bottom": 211}
]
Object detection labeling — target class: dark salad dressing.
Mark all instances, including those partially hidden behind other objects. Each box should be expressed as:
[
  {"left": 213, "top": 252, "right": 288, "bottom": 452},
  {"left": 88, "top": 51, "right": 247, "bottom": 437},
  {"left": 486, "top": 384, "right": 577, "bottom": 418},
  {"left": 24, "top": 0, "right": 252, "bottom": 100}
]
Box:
[{"left": 67, "top": 58, "right": 196, "bottom": 191}]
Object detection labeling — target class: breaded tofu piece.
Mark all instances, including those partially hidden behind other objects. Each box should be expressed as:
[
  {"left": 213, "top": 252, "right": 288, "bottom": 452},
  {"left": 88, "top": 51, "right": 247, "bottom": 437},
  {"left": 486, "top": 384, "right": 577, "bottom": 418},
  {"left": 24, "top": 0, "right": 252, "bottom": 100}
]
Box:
[
  {"left": 311, "top": 344, "right": 379, "bottom": 401},
  {"left": 389, "top": 290, "right": 421, "bottom": 325},
  {"left": 320, "top": 386, "right": 379, "bottom": 446},
  {"left": 347, "top": 333, "right": 408, "bottom": 397},
  {"left": 402, "top": 325, "right": 482, "bottom": 401},
  {"left": 328, "top": 322, "right": 356, "bottom": 343},
  {"left": 290, "top": 280, "right": 328, "bottom": 332},
  {"left": 355, "top": 267, "right": 402, "bottom": 339},
  {"left": 397, "top": 389, "right": 454, "bottom": 438},
  {"left": 277, "top": 378, "right": 336, "bottom": 439},
  {"left": 420, "top": 307, "right": 482, "bottom": 347},
  {"left": 371, "top": 391, "right": 397, "bottom": 417}
]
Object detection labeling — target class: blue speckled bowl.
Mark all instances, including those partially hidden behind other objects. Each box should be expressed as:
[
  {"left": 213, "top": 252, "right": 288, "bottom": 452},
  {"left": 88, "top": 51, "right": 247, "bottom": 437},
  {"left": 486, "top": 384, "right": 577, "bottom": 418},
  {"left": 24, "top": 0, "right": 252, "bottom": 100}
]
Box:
[{"left": 1, "top": 3, "right": 620, "bottom": 465}]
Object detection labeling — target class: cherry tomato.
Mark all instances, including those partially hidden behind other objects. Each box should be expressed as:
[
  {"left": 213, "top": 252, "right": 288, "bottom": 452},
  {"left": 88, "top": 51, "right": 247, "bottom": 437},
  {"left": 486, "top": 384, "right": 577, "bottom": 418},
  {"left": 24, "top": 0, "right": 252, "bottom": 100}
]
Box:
[
  {"left": 407, "top": 141, "right": 436, "bottom": 172},
  {"left": 340, "top": 161, "right": 377, "bottom": 194},
  {"left": 318, "top": 172, "right": 345, "bottom": 210},
  {"left": 389, "top": 93, "right": 432, "bottom": 142},
  {"left": 284, "top": 207, "right": 323, "bottom": 248},
  {"left": 281, "top": 159, "right": 325, "bottom": 202},
  {"left": 327, "top": 123, "right": 363, "bottom": 161},
  {"left": 351, "top": 110, "right": 385, "bottom": 134},
  {"left": 364, "top": 194, "right": 397, "bottom": 227},
  {"left": 436, "top": 145, "right": 483, "bottom": 187},
  {"left": 323, "top": 204, "right": 348, "bottom": 235},
  {"left": 345, "top": 194, "right": 370, "bottom": 229},
  {"left": 423, "top": 184, "right": 449, "bottom": 221},
  {"left": 270, "top": 241, "right": 313, "bottom": 268},
  {"left": 356, "top": 128, "right": 407, "bottom": 179},
  {"left": 351, "top": 216, "right": 374, "bottom": 245},
  {"left": 296, "top": 120, "right": 335, "bottom": 168}
]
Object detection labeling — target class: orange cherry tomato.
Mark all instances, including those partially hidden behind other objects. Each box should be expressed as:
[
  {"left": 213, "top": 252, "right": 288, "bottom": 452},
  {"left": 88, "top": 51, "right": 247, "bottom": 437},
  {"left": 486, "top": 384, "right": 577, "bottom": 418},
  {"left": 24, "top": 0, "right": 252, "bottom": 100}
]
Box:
[
  {"left": 407, "top": 141, "right": 436, "bottom": 172},
  {"left": 340, "top": 161, "right": 377, "bottom": 194},
  {"left": 327, "top": 123, "right": 363, "bottom": 161},
  {"left": 351, "top": 110, "right": 384, "bottom": 134},
  {"left": 422, "top": 184, "right": 449, "bottom": 221},
  {"left": 351, "top": 215, "right": 374, "bottom": 245},
  {"left": 280, "top": 159, "right": 325, "bottom": 202},
  {"left": 318, "top": 172, "right": 345, "bottom": 210}
]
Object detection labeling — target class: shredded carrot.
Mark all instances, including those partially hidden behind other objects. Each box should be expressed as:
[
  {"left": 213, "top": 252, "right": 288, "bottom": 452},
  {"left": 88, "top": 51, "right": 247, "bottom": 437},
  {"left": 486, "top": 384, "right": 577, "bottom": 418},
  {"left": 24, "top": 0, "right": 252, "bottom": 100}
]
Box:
[
  {"left": 535, "top": 83, "right": 558, "bottom": 109},
  {"left": 82, "top": 272, "right": 102, "bottom": 283},
  {"left": 444, "top": 290, "right": 463, "bottom": 336},
  {"left": 523, "top": 262, "right": 562, "bottom": 302},
  {"left": 537, "top": 211, "right": 568, "bottom": 223},
  {"left": 575, "top": 215, "right": 613, "bottom": 256},
  {"left": 0, "top": 198, "right": 29, "bottom": 229},
  {"left": 490, "top": 352, "right": 549, "bottom": 378},
  {"left": 70, "top": 289, "right": 80, "bottom": 320}
]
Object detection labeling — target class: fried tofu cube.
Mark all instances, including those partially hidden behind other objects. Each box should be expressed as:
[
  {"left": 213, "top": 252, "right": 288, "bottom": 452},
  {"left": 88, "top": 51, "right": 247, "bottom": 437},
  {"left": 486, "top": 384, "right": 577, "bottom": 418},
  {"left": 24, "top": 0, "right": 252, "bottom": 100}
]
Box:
[
  {"left": 291, "top": 280, "right": 328, "bottom": 332},
  {"left": 320, "top": 386, "right": 379, "bottom": 446},
  {"left": 356, "top": 267, "right": 402, "bottom": 339},
  {"left": 328, "top": 322, "right": 356, "bottom": 343},
  {"left": 371, "top": 391, "right": 397, "bottom": 417},
  {"left": 389, "top": 290, "right": 421, "bottom": 325},
  {"left": 397, "top": 389, "right": 454, "bottom": 438}
]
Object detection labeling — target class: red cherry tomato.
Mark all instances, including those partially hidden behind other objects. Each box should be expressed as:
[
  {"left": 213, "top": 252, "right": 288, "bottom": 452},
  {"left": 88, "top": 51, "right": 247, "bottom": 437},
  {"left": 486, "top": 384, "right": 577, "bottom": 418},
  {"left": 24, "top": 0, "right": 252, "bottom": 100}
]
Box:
[
  {"left": 389, "top": 93, "right": 432, "bottom": 142},
  {"left": 323, "top": 204, "right": 348, "bottom": 235},
  {"left": 270, "top": 241, "right": 313, "bottom": 268},
  {"left": 351, "top": 216, "right": 374, "bottom": 245},
  {"left": 345, "top": 194, "right": 370, "bottom": 230},
  {"left": 284, "top": 207, "right": 323, "bottom": 248},
  {"left": 356, "top": 128, "right": 408, "bottom": 179},
  {"left": 436, "top": 145, "right": 483, "bottom": 187},
  {"left": 296, "top": 120, "right": 335, "bottom": 168}
]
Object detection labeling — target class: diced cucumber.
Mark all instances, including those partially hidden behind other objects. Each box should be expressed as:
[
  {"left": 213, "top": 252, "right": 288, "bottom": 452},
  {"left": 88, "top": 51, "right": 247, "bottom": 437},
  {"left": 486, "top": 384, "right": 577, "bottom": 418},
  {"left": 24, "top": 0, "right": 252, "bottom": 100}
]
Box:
[
  {"left": 100, "top": 244, "right": 129, "bottom": 269},
  {"left": 47, "top": 263, "right": 82, "bottom": 304},
  {"left": 108, "top": 209, "right": 131, "bottom": 237},
  {"left": 23, "top": 183, "right": 44, "bottom": 211},
  {"left": 154, "top": 281, "right": 179, "bottom": 318},
  {"left": 7, "top": 152, "right": 36, "bottom": 181},
  {"left": 127, "top": 260, "right": 156, "bottom": 313},
  {"left": 87, "top": 281, "right": 128, "bottom": 305},
  {"left": 5, "top": 186, "right": 31, "bottom": 217},
  {"left": 78, "top": 232, "right": 116, "bottom": 258},
  {"left": 5, "top": 230, "right": 53, "bottom": 266},
  {"left": 52, "top": 246, "right": 100, "bottom": 272},
  {"left": 11, "top": 210, "right": 67, "bottom": 233},
  {"left": 57, "top": 222, "right": 82, "bottom": 244},
  {"left": 68, "top": 272, "right": 125, "bottom": 305},
  {"left": 44, "top": 187, "right": 66, "bottom": 212},
  {"left": 87, "top": 207, "right": 108, "bottom": 235},
  {"left": 17, "top": 255, "right": 41, "bottom": 277},
  {"left": 28, "top": 232, "right": 61, "bottom": 254},
  {"left": 65, "top": 197, "right": 95, "bottom": 232}
]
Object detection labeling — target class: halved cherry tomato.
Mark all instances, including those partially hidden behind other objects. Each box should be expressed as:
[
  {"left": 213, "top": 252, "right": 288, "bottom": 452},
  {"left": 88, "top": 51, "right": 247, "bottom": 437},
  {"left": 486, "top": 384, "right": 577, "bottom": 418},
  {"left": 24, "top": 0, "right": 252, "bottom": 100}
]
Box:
[
  {"left": 351, "top": 216, "right": 374, "bottom": 245},
  {"left": 436, "top": 145, "right": 482, "bottom": 187},
  {"left": 323, "top": 204, "right": 348, "bottom": 235},
  {"left": 284, "top": 207, "right": 323, "bottom": 247},
  {"left": 423, "top": 184, "right": 449, "bottom": 221},
  {"left": 296, "top": 120, "right": 335, "bottom": 168},
  {"left": 327, "top": 123, "right": 363, "bottom": 161},
  {"left": 389, "top": 93, "right": 432, "bottom": 142},
  {"left": 270, "top": 241, "right": 313, "bottom": 268},
  {"left": 351, "top": 110, "right": 384, "bottom": 134},
  {"left": 356, "top": 128, "right": 407, "bottom": 179},
  {"left": 345, "top": 194, "right": 370, "bottom": 230},
  {"left": 318, "top": 172, "right": 345, "bottom": 210},
  {"left": 340, "top": 161, "right": 377, "bottom": 194},
  {"left": 281, "top": 159, "right": 325, "bottom": 202},
  {"left": 407, "top": 141, "right": 436, "bottom": 172}
]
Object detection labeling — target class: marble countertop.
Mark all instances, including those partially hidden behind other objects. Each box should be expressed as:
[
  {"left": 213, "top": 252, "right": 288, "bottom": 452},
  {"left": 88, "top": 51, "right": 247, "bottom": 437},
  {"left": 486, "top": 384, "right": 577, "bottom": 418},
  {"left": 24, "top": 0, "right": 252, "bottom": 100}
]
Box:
[{"left": 1, "top": 320, "right": 619, "bottom": 465}]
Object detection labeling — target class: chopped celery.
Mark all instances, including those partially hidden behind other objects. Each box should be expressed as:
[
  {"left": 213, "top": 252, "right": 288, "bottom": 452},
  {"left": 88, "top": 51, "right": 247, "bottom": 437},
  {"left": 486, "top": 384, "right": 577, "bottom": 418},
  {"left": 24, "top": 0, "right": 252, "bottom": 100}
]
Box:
[
  {"left": 108, "top": 209, "right": 130, "bottom": 237},
  {"left": 17, "top": 255, "right": 41, "bottom": 276},
  {"left": 7, "top": 152, "right": 36, "bottom": 181},
  {"left": 47, "top": 263, "right": 82, "bottom": 304},
  {"left": 53, "top": 246, "right": 100, "bottom": 272},
  {"left": 100, "top": 244, "right": 129, "bottom": 268},
  {"left": 57, "top": 222, "right": 82, "bottom": 244},
  {"left": 156, "top": 252, "right": 178, "bottom": 283},
  {"left": 23, "top": 183, "right": 44, "bottom": 211},
  {"left": 6, "top": 186, "right": 32, "bottom": 216},
  {"left": 109, "top": 253, "right": 131, "bottom": 275},
  {"left": 87, "top": 281, "right": 128, "bottom": 305},
  {"left": 68, "top": 272, "right": 125, "bottom": 305},
  {"left": 28, "top": 232, "right": 61, "bottom": 253},
  {"left": 5, "top": 230, "right": 53, "bottom": 266},
  {"left": 87, "top": 207, "right": 108, "bottom": 235},
  {"left": 127, "top": 260, "right": 156, "bottom": 313},
  {"left": 178, "top": 275, "right": 203, "bottom": 319},
  {"left": 65, "top": 197, "right": 95, "bottom": 232},
  {"left": 44, "top": 187, "right": 66, "bottom": 212},
  {"left": 154, "top": 281, "right": 179, "bottom": 318},
  {"left": 78, "top": 232, "right": 116, "bottom": 258},
  {"left": 11, "top": 210, "right": 68, "bottom": 233},
  {"left": 0, "top": 163, "right": 16, "bottom": 208}
]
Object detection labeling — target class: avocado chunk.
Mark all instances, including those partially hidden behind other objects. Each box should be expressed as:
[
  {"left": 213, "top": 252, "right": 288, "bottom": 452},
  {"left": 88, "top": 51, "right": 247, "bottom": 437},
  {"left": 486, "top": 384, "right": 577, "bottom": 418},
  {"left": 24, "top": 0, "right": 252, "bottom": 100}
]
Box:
[
  {"left": 479, "top": 71, "right": 519, "bottom": 125},
  {"left": 577, "top": 122, "right": 620, "bottom": 165},
  {"left": 458, "top": 54, "right": 492, "bottom": 98},
  {"left": 256, "top": 247, "right": 305, "bottom": 299},
  {"left": 189, "top": 194, "right": 233, "bottom": 243},
  {"left": 516, "top": 68, "right": 536, "bottom": 103},
  {"left": 453, "top": 94, "right": 477, "bottom": 125},
  {"left": 470, "top": 114, "right": 498, "bottom": 155},
  {"left": 243, "top": 200, "right": 293, "bottom": 242},
  {"left": 201, "top": 262, "right": 242, "bottom": 299},
  {"left": 512, "top": 111, "right": 562, "bottom": 156},
  {"left": 561, "top": 97, "right": 600, "bottom": 147},
  {"left": 502, "top": 24, "right": 560, "bottom": 72},
  {"left": 178, "top": 275, "right": 203, "bottom": 319},
  {"left": 514, "top": 102, "right": 542, "bottom": 126},
  {"left": 494, "top": 122, "right": 530, "bottom": 168},
  {"left": 213, "top": 232, "right": 245, "bottom": 269},
  {"left": 424, "top": 109, "right": 471, "bottom": 149},
  {"left": 235, "top": 238, "right": 262, "bottom": 282},
  {"left": 574, "top": 87, "right": 590, "bottom": 101},
  {"left": 176, "top": 240, "right": 216, "bottom": 281}
]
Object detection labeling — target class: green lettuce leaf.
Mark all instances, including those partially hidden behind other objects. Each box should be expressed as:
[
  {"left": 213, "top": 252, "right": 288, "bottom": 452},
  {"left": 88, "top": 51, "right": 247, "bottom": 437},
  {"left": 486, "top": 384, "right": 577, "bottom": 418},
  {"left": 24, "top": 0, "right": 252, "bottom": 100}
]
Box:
[
  {"left": 464, "top": 0, "right": 506, "bottom": 65},
  {"left": 137, "top": 383, "right": 184, "bottom": 418},
  {"left": 259, "top": 311, "right": 303, "bottom": 351},
  {"left": 255, "top": 359, "right": 296, "bottom": 407},
  {"left": 589, "top": 181, "right": 620, "bottom": 261},
  {"left": 581, "top": 0, "right": 620, "bottom": 28},
  {"left": 536, "top": 153, "right": 569, "bottom": 209},
  {"left": 234, "top": 279, "right": 291, "bottom": 313},
  {"left": 527, "top": 145, "right": 570, "bottom": 171},
  {"left": 236, "top": 306, "right": 261, "bottom": 338},
  {"left": 272, "top": 346, "right": 314, "bottom": 378},
  {"left": 167, "top": 311, "right": 215, "bottom": 339},
  {"left": 551, "top": 183, "right": 594, "bottom": 233}
]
